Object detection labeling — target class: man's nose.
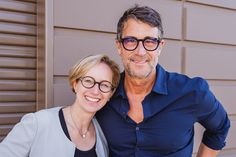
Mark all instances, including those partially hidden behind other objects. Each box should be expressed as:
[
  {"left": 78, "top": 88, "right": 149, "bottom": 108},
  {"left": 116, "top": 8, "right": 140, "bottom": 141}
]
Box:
[{"left": 135, "top": 41, "right": 146, "bottom": 56}]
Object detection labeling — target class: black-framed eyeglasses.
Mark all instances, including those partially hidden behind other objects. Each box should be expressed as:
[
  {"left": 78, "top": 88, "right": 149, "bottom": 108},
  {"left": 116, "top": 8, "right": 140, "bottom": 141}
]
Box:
[
  {"left": 120, "top": 36, "right": 161, "bottom": 51},
  {"left": 78, "top": 76, "right": 114, "bottom": 93}
]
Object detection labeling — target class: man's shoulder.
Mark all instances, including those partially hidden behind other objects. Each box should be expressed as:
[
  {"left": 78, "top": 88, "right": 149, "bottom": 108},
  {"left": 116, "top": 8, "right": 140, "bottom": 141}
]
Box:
[
  {"left": 167, "top": 71, "right": 208, "bottom": 90},
  {"left": 157, "top": 65, "right": 205, "bottom": 86}
]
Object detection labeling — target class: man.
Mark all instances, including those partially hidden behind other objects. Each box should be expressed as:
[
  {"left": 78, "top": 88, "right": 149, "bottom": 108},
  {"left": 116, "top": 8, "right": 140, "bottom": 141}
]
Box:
[{"left": 96, "top": 5, "right": 230, "bottom": 157}]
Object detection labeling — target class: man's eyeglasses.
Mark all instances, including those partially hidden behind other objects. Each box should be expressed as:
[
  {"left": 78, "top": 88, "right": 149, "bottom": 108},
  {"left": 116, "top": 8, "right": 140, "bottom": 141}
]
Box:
[
  {"left": 78, "top": 76, "right": 114, "bottom": 93},
  {"left": 120, "top": 37, "right": 161, "bottom": 51}
]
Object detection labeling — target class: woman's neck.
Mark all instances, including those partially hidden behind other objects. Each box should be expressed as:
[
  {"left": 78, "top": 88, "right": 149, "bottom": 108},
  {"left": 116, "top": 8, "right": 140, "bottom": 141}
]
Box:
[{"left": 69, "top": 104, "right": 94, "bottom": 133}]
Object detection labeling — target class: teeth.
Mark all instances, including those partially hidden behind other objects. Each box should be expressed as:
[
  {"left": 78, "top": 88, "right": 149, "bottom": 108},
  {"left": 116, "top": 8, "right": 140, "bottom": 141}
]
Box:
[
  {"left": 130, "top": 58, "right": 146, "bottom": 64},
  {"left": 132, "top": 60, "right": 146, "bottom": 64},
  {"left": 135, "top": 60, "right": 145, "bottom": 64},
  {"left": 85, "top": 96, "right": 100, "bottom": 102}
]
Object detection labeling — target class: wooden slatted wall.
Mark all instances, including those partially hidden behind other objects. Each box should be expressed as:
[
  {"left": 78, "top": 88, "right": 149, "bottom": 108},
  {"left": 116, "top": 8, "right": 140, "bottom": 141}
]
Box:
[{"left": 0, "top": 0, "right": 37, "bottom": 141}]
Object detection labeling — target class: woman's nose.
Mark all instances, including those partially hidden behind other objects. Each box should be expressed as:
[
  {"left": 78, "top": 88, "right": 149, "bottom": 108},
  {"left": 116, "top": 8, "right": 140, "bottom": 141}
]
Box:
[{"left": 90, "top": 83, "right": 100, "bottom": 94}]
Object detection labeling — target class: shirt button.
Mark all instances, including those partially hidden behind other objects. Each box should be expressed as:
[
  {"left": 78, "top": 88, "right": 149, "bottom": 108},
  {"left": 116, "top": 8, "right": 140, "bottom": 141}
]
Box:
[{"left": 136, "top": 127, "right": 139, "bottom": 131}]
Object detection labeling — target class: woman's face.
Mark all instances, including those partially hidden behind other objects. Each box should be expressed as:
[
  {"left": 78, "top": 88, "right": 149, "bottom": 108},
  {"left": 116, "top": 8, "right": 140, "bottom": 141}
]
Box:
[{"left": 73, "top": 62, "right": 114, "bottom": 113}]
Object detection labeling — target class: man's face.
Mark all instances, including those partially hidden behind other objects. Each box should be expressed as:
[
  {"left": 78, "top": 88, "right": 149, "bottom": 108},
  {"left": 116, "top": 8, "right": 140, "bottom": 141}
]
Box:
[{"left": 116, "top": 18, "right": 164, "bottom": 79}]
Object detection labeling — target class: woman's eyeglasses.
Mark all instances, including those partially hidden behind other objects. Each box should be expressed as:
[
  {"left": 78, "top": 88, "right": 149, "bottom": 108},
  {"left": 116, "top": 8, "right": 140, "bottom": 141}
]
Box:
[{"left": 78, "top": 76, "right": 114, "bottom": 93}]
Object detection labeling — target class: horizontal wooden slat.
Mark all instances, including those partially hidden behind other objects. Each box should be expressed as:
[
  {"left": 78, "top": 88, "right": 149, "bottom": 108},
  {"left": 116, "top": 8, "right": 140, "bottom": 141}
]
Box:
[
  {"left": 0, "top": 0, "right": 36, "bottom": 13},
  {"left": 0, "top": 102, "right": 35, "bottom": 113},
  {"left": 0, "top": 68, "right": 36, "bottom": 79},
  {"left": 0, "top": 33, "right": 36, "bottom": 46},
  {"left": 0, "top": 0, "right": 37, "bottom": 143},
  {"left": 0, "top": 113, "right": 24, "bottom": 124},
  {"left": 0, "top": 57, "right": 36, "bottom": 69},
  {"left": 0, "top": 45, "right": 36, "bottom": 58},
  {"left": 0, "top": 22, "right": 36, "bottom": 35},
  {"left": 0, "top": 91, "right": 36, "bottom": 102},
  {"left": 0, "top": 80, "right": 36, "bottom": 91},
  {"left": 0, "top": 10, "right": 35, "bottom": 24},
  {"left": 0, "top": 125, "right": 13, "bottom": 136}
]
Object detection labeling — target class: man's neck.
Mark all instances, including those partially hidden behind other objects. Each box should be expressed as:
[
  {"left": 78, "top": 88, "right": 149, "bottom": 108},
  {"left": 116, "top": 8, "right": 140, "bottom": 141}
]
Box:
[{"left": 124, "top": 72, "right": 156, "bottom": 96}]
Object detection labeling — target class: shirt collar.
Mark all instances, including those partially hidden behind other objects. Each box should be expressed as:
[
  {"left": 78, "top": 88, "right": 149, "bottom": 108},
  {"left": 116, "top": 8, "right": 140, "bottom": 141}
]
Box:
[
  {"left": 113, "top": 64, "right": 168, "bottom": 98},
  {"left": 113, "top": 72, "right": 127, "bottom": 98},
  {"left": 152, "top": 64, "right": 168, "bottom": 95}
]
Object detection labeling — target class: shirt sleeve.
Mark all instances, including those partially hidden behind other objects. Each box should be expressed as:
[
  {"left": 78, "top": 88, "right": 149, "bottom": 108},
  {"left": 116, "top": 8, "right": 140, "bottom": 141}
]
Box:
[
  {"left": 195, "top": 78, "right": 230, "bottom": 150},
  {"left": 0, "top": 113, "right": 37, "bottom": 157}
]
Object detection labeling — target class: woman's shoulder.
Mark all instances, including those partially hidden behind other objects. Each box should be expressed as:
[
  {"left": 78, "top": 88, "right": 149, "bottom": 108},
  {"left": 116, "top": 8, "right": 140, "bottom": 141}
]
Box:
[
  {"left": 35, "top": 106, "right": 61, "bottom": 116},
  {"left": 16, "top": 106, "right": 63, "bottom": 130},
  {"left": 33, "top": 107, "right": 62, "bottom": 124}
]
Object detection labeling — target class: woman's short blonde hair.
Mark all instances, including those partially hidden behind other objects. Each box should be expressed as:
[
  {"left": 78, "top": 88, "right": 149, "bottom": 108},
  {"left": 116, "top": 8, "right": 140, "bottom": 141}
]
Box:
[{"left": 69, "top": 54, "right": 120, "bottom": 93}]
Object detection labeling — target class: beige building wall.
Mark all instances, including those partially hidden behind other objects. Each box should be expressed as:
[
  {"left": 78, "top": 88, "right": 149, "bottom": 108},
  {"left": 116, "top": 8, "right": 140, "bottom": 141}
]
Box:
[{"left": 0, "top": 0, "right": 235, "bottom": 156}]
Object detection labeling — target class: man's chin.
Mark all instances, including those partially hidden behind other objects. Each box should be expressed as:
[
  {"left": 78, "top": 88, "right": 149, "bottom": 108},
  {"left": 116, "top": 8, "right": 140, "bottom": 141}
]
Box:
[
  {"left": 128, "top": 71, "right": 151, "bottom": 79},
  {"left": 126, "top": 64, "right": 152, "bottom": 78}
]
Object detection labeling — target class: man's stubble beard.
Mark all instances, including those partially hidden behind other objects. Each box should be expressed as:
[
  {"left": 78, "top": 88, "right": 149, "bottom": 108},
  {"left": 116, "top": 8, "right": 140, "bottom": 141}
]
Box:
[{"left": 125, "top": 62, "right": 154, "bottom": 79}]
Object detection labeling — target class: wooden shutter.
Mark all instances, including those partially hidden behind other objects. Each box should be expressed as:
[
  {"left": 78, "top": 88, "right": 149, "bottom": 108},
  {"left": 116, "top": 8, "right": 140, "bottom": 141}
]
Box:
[{"left": 0, "top": 0, "right": 37, "bottom": 141}]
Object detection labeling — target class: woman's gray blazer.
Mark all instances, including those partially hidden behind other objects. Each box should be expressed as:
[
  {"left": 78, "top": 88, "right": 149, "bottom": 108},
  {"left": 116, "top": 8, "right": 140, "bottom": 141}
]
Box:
[{"left": 0, "top": 107, "right": 108, "bottom": 157}]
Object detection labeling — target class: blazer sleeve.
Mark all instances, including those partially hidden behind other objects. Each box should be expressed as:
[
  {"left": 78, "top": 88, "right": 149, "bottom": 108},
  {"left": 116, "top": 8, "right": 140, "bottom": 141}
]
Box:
[{"left": 0, "top": 113, "right": 37, "bottom": 157}]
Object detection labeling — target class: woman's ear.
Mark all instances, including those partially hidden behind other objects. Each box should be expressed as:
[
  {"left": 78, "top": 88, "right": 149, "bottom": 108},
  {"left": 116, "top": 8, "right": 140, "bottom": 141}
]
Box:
[{"left": 72, "top": 80, "right": 77, "bottom": 93}]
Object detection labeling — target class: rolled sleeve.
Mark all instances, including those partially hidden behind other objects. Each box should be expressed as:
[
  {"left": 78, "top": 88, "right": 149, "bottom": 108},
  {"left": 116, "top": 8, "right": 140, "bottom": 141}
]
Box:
[
  {"left": 202, "top": 111, "right": 230, "bottom": 150},
  {"left": 196, "top": 79, "right": 230, "bottom": 150}
]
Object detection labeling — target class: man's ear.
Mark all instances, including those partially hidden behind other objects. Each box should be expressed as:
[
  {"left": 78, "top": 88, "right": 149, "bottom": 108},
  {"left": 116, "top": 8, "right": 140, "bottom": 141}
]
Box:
[
  {"left": 115, "top": 40, "right": 122, "bottom": 55},
  {"left": 157, "top": 39, "right": 165, "bottom": 56}
]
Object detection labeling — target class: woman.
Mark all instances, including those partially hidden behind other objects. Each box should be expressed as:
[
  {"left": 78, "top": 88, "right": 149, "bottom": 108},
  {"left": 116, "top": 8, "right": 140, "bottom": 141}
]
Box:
[{"left": 0, "top": 54, "right": 120, "bottom": 157}]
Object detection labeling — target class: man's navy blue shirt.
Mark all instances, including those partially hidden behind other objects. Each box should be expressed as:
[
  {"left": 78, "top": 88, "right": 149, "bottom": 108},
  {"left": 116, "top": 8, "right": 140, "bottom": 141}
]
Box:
[{"left": 96, "top": 64, "right": 230, "bottom": 157}]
